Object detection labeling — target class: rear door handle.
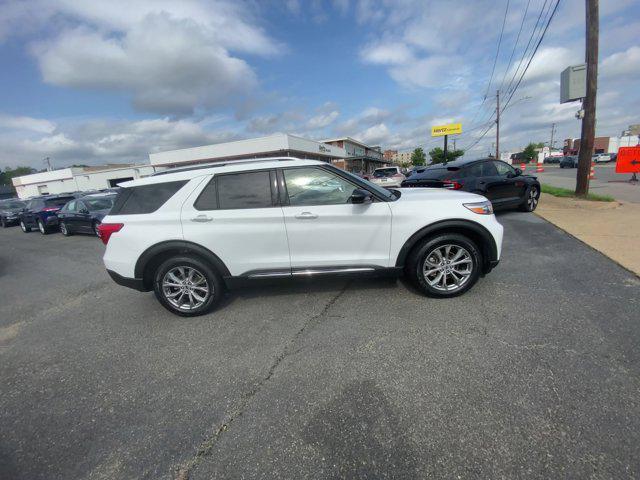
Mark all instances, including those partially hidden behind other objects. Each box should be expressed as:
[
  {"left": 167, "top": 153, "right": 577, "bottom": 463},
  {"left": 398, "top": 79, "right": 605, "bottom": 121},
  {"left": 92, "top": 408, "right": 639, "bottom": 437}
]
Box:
[
  {"left": 191, "top": 214, "right": 213, "bottom": 223},
  {"left": 295, "top": 212, "right": 318, "bottom": 219}
]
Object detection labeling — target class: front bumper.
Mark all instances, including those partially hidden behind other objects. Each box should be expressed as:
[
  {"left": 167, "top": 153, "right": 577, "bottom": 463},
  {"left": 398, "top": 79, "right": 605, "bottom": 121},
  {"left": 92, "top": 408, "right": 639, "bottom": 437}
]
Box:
[
  {"left": 106, "top": 269, "right": 148, "bottom": 292},
  {"left": 45, "top": 216, "right": 59, "bottom": 226}
]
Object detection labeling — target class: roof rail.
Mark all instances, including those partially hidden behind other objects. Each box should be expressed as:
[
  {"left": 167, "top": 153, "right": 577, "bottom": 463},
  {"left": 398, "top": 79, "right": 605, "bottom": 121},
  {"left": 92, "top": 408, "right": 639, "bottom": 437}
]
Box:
[{"left": 151, "top": 156, "right": 301, "bottom": 176}]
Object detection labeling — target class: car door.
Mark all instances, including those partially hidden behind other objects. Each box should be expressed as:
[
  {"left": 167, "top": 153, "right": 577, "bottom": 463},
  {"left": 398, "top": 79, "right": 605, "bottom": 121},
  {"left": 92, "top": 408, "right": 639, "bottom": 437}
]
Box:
[
  {"left": 181, "top": 170, "right": 291, "bottom": 277},
  {"left": 75, "top": 200, "right": 93, "bottom": 233},
  {"left": 23, "top": 200, "right": 40, "bottom": 226},
  {"left": 58, "top": 200, "right": 74, "bottom": 230},
  {"left": 280, "top": 166, "right": 392, "bottom": 270},
  {"left": 492, "top": 161, "right": 524, "bottom": 205}
]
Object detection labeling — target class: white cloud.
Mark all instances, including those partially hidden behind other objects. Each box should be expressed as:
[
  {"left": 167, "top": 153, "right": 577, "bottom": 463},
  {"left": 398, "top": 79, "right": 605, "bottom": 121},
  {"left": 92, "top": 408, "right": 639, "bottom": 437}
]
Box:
[
  {"left": 0, "top": 115, "right": 56, "bottom": 134},
  {"left": 601, "top": 46, "right": 640, "bottom": 78},
  {"left": 360, "top": 42, "right": 414, "bottom": 65},
  {"left": 307, "top": 110, "right": 340, "bottom": 129}
]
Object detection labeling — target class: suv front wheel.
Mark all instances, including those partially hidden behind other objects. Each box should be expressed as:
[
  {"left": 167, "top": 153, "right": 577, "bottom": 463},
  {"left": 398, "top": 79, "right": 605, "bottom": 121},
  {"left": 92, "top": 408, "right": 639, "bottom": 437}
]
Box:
[
  {"left": 153, "top": 255, "right": 223, "bottom": 317},
  {"left": 408, "top": 233, "right": 482, "bottom": 298}
]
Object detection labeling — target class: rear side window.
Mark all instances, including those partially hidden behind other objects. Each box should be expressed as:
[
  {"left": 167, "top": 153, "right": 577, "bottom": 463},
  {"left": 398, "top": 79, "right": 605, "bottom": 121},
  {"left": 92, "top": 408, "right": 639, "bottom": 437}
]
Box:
[
  {"left": 217, "top": 171, "right": 273, "bottom": 209},
  {"left": 110, "top": 180, "right": 187, "bottom": 215},
  {"left": 415, "top": 167, "right": 457, "bottom": 180},
  {"left": 45, "top": 197, "right": 74, "bottom": 208}
]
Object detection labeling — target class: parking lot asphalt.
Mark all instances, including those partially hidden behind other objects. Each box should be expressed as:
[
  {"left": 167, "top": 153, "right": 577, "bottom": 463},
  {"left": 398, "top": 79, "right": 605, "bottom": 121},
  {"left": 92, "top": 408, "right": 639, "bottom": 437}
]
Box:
[{"left": 1, "top": 212, "right": 639, "bottom": 479}]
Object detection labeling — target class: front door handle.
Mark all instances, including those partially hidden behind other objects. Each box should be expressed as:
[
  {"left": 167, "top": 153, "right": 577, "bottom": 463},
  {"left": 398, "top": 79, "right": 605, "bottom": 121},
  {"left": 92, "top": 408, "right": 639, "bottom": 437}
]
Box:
[
  {"left": 191, "top": 214, "right": 213, "bottom": 223},
  {"left": 295, "top": 212, "right": 318, "bottom": 220}
]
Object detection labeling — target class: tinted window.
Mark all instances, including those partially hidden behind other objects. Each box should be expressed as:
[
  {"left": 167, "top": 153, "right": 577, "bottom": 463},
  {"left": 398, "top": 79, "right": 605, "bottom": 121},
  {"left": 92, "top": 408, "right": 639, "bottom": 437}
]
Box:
[
  {"left": 413, "top": 167, "right": 458, "bottom": 180},
  {"left": 2, "top": 200, "right": 24, "bottom": 208},
  {"left": 493, "top": 161, "right": 514, "bottom": 176},
  {"left": 84, "top": 197, "right": 115, "bottom": 211},
  {"left": 44, "top": 197, "right": 74, "bottom": 208},
  {"left": 284, "top": 167, "right": 356, "bottom": 206},
  {"left": 110, "top": 180, "right": 187, "bottom": 215},
  {"left": 217, "top": 171, "right": 272, "bottom": 210},
  {"left": 194, "top": 178, "right": 217, "bottom": 210},
  {"left": 373, "top": 167, "right": 398, "bottom": 178},
  {"left": 65, "top": 201, "right": 77, "bottom": 212}
]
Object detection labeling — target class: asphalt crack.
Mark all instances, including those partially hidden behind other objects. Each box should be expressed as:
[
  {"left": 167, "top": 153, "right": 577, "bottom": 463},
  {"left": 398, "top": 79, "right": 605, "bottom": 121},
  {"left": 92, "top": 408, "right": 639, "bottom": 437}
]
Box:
[{"left": 173, "top": 283, "right": 350, "bottom": 480}]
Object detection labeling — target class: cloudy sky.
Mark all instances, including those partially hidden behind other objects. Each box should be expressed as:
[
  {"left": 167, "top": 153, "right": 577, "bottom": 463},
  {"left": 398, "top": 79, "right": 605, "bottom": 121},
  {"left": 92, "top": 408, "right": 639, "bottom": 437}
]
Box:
[{"left": 0, "top": 0, "right": 638, "bottom": 169}]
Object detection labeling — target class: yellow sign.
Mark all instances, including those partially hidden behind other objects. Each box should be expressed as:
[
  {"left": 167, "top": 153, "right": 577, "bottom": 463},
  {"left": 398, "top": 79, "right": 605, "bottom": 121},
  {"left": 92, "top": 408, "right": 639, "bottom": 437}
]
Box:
[{"left": 431, "top": 123, "right": 462, "bottom": 137}]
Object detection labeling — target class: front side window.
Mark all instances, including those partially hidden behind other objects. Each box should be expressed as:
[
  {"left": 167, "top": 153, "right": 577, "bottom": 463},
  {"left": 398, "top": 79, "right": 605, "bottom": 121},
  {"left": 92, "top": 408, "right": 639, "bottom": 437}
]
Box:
[
  {"left": 284, "top": 167, "right": 357, "bottom": 206},
  {"left": 217, "top": 171, "right": 273, "bottom": 210},
  {"left": 493, "top": 161, "right": 515, "bottom": 177},
  {"left": 84, "top": 197, "right": 115, "bottom": 211},
  {"left": 66, "top": 201, "right": 77, "bottom": 212}
]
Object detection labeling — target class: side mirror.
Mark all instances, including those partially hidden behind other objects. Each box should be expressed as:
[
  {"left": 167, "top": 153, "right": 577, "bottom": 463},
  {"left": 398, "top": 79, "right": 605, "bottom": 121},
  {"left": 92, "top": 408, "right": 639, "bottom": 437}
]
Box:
[
  {"left": 350, "top": 188, "right": 373, "bottom": 204},
  {"left": 514, "top": 168, "right": 522, "bottom": 176},
  {"left": 80, "top": 208, "right": 89, "bottom": 214}
]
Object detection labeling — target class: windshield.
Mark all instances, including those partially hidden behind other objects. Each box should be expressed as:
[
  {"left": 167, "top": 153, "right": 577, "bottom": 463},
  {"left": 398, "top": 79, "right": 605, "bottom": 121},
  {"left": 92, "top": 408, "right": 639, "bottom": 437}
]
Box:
[
  {"left": 44, "top": 197, "right": 75, "bottom": 207},
  {"left": 373, "top": 168, "right": 398, "bottom": 178},
  {"left": 84, "top": 196, "right": 115, "bottom": 211}
]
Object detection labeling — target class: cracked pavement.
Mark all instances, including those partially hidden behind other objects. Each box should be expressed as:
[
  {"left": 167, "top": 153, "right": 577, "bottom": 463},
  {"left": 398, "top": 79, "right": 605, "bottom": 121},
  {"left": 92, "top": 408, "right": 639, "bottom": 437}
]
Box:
[{"left": 1, "top": 211, "right": 639, "bottom": 479}]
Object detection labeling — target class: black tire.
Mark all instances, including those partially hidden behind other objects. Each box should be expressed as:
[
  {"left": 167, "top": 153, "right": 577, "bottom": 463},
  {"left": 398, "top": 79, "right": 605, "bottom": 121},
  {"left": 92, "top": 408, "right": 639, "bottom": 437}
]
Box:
[
  {"left": 519, "top": 184, "right": 540, "bottom": 212},
  {"left": 407, "top": 233, "right": 482, "bottom": 298},
  {"left": 20, "top": 220, "right": 31, "bottom": 233},
  {"left": 37, "top": 219, "right": 50, "bottom": 235},
  {"left": 60, "top": 221, "right": 73, "bottom": 236},
  {"left": 153, "top": 255, "right": 223, "bottom": 317},
  {"left": 1, "top": 217, "right": 7, "bottom": 228}
]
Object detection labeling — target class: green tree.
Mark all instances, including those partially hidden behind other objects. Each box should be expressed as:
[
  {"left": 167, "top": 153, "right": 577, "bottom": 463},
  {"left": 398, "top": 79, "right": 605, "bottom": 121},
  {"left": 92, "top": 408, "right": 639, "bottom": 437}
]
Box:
[
  {"left": 0, "top": 166, "right": 37, "bottom": 185},
  {"left": 428, "top": 147, "right": 465, "bottom": 164},
  {"left": 410, "top": 147, "right": 426, "bottom": 166},
  {"left": 522, "top": 143, "right": 538, "bottom": 162}
]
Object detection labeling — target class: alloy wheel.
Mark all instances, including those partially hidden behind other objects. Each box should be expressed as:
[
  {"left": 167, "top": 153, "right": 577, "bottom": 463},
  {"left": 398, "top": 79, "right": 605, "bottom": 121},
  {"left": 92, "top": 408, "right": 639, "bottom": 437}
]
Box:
[
  {"left": 60, "top": 222, "right": 68, "bottom": 235},
  {"left": 422, "top": 244, "right": 473, "bottom": 292},
  {"left": 161, "top": 266, "right": 210, "bottom": 311},
  {"left": 20, "top": 221, "right": 26, "bottom": 232},
  {"left": 38, "top": 220, "right": 45, "bottom": 234},
  {"left": 527, "top": 187, "right": 539, "bottom": 210}
]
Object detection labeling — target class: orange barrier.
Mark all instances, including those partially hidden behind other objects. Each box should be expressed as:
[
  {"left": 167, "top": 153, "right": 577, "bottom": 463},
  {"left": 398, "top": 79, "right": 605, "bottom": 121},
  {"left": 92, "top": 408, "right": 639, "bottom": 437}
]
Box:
[
  {"left": 520, "top": 162, "right": 526, "bottom": 171},
  {"left": 536, "top": 161, "right": 544, "bottom": 173},
  {"left": 589, "top": 162, "right": 596, "bottom": 180}
]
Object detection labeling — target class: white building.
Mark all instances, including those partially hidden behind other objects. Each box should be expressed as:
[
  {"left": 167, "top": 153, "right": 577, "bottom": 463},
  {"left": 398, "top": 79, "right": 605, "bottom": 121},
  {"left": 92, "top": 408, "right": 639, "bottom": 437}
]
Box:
[
  {"left": 12, "top": 164, "right": 158, "bottom": 199},
  {"left": 149, "top": 133, "right": 346, "bottom": 168},
  {"left": 608, "top": 135, "right": 639, "bottom": 153}
]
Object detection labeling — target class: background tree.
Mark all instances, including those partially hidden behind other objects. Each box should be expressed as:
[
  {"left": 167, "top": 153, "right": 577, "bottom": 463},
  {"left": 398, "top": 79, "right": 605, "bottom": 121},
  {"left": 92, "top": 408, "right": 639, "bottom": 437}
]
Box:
[
  {"left": 428, "top": 147, "right": 465, "bottom": 164},
  {"left": 0, "top": 166, "right": 37, "bottom": 185},
  {"left": 522, "top": 143, "right": 538, "bottom": 162},
  {"left": 410, "top": 148, "right": 426, "bottom": 166}
]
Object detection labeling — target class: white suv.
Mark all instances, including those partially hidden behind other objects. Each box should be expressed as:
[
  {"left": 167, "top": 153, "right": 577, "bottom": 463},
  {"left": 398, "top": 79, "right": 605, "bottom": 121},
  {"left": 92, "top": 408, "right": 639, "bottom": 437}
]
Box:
[
  {"left": 100, "top": 158, "right": 503, "bottom": 316},
  {"left": 369, "top": 166, "right": 406, "bottom": 188}
]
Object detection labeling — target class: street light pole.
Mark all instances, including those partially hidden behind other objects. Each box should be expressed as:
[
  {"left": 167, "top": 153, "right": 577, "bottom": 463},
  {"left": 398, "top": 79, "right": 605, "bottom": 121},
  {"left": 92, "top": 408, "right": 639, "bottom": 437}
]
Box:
[
  {"left": 495, "top": 90, "right": 500, "bottom": 160},
  {"left": 576, "top": 0, "right": 598, "bottom": 196}
]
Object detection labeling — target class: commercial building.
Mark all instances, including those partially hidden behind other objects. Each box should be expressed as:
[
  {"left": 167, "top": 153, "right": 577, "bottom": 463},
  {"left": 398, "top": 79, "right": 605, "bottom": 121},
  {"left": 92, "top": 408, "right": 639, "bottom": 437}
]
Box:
[
  {"left": 149, "top": 134, "right": 346, "bottom": 168},
  {"left": 321, "top": 137, "right": 386, "bottom": 173},
  {"left": 12, "top": 164, "right": 158, "bottom": 199},
  {"left": 383, "top": 149, "right": 397, "bottom": 161},
  {"left": 393, "top": 151, "right": 413, "bottom": 165},
  {"left": 564, "top": 133, "right": 639, "bottom": 156}
]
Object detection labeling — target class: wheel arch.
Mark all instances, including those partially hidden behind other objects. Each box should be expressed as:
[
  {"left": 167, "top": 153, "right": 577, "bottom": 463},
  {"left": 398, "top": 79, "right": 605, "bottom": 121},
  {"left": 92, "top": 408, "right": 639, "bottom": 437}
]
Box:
[
  {"left": 135, "top": 240, "right": 231, "bottom": 291},
  {"left": 395, "top": 219, "right": 498, "bottom": 274}
]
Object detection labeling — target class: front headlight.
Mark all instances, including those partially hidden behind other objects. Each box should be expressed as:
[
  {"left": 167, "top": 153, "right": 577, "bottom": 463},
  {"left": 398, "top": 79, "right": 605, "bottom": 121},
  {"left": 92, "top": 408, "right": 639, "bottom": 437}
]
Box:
[{"left": 463, "top": 200, "right": 493, "bottom": 215}]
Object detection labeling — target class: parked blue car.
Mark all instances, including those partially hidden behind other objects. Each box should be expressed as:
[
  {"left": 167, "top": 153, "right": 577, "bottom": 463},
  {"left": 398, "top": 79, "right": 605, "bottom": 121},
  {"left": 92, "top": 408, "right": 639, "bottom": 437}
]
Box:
[
  {"left": 19, "top": 194, "right": 80, "bottom": 234},
  {"left": 57, "top": 193, "right": 117, "bottom": 237},
  {"left": 559, "top": 155, "right": 579, "bottom": 168}
]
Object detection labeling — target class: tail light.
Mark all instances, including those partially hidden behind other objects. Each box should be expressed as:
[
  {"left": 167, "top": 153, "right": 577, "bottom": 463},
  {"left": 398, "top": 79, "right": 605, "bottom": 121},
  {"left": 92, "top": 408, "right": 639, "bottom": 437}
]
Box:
[
  {"left": 97, "top": 223, "right": 123, "bottom": 245},
  {"left": 443, "top": 180, "right": 463, "bottom": 190},
  {"left": 42, "top": 207, "right": 59, "bottom": 212}
]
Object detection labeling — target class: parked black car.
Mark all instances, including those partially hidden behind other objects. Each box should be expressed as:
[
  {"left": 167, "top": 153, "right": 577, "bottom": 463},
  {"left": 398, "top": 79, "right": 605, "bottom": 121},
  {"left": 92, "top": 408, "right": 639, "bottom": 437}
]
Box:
[
  {"left": 19, "top": 194, "right": 80, "bottom": 234},
  {"left": 58, "top": 193, "right": 116, "bottom": 236},
  {"left": 559, "top": 155, "right": 579, "bottom": 168},
  {"left": 0, "top": 199, "right": 26, "bottom": 227},
  {"left": 401, "top": 158, "right": 541, "bottom": 212}
]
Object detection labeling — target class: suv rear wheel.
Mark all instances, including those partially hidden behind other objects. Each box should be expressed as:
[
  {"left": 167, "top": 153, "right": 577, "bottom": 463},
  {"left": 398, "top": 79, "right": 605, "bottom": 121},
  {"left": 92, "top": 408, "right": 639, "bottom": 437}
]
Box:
[
  {"left": 153, "top": 255, "right": 223, "bottom": 317},
  {"left": 20, "top": 220, "right": 31, "bottom": 233},
  {"left": 407, "top": 233, "right": 482, "bottom": 298},
  {"left": 38, "top": 219, "right": 49, "bottom": 235}
]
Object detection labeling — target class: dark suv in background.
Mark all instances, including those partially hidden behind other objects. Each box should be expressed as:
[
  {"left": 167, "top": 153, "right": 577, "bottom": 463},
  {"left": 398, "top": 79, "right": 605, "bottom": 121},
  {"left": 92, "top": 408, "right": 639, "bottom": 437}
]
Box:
[
  {"left": 0, "top": 199, "right": 26, "bottom": 227},
  {"left": 19, "top": 194, "right": 79, "bottom": 234},
  {"left": 402, "top": 158, "right": 541, "bottom": 212}
]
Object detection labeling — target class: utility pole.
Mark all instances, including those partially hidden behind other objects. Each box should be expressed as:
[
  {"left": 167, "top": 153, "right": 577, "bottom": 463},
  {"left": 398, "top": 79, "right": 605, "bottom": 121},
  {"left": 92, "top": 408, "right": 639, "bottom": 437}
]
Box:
[
  {"left": 453, "top": 138, "right": 457, "bottom": 151},
  {"left": 550, "top": 123, "right": 556, "bottom": 149},
  {"left": 576, "top": 0, "right": 598, "bottom": 196},
  {"left": 495, "top": 90, "right": 500, "bottom": 160},
  {"left": 443, "top": 134, "right": 448, "bottom": 164},
  {"left": 43, "top": 156, "right": 52, "bottom": 171}
]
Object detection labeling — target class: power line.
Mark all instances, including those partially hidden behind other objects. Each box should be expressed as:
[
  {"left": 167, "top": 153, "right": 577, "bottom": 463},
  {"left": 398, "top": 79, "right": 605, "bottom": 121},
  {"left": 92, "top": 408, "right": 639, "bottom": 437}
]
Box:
[
  {"left": 498, "top": 0, "right": 531, "bottom": 94},
  {"left": 501, "top": 0, "right": 561, "bottom": 113},
  {"left": 467, "top": 0, "right": 511, "bottom": 129},
  {"left": 503, "top": 0, "right": 550, "bottom": 96}
]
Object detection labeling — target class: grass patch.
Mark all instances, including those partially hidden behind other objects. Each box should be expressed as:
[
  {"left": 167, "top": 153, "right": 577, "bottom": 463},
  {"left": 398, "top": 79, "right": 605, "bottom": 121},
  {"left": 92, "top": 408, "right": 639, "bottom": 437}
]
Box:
[{"left": 541, "top": 184, "right": 615, "bottom": 202}]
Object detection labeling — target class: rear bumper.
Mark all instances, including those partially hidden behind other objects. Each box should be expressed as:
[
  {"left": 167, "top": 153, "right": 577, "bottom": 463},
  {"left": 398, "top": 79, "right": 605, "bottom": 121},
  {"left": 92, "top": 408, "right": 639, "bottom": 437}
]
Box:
[
  {"left": 106, "top": 269, "right": 148, "bottom": 292},
  {"left": 44, "top": 215, "right": 59, "bottom": 226}
]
